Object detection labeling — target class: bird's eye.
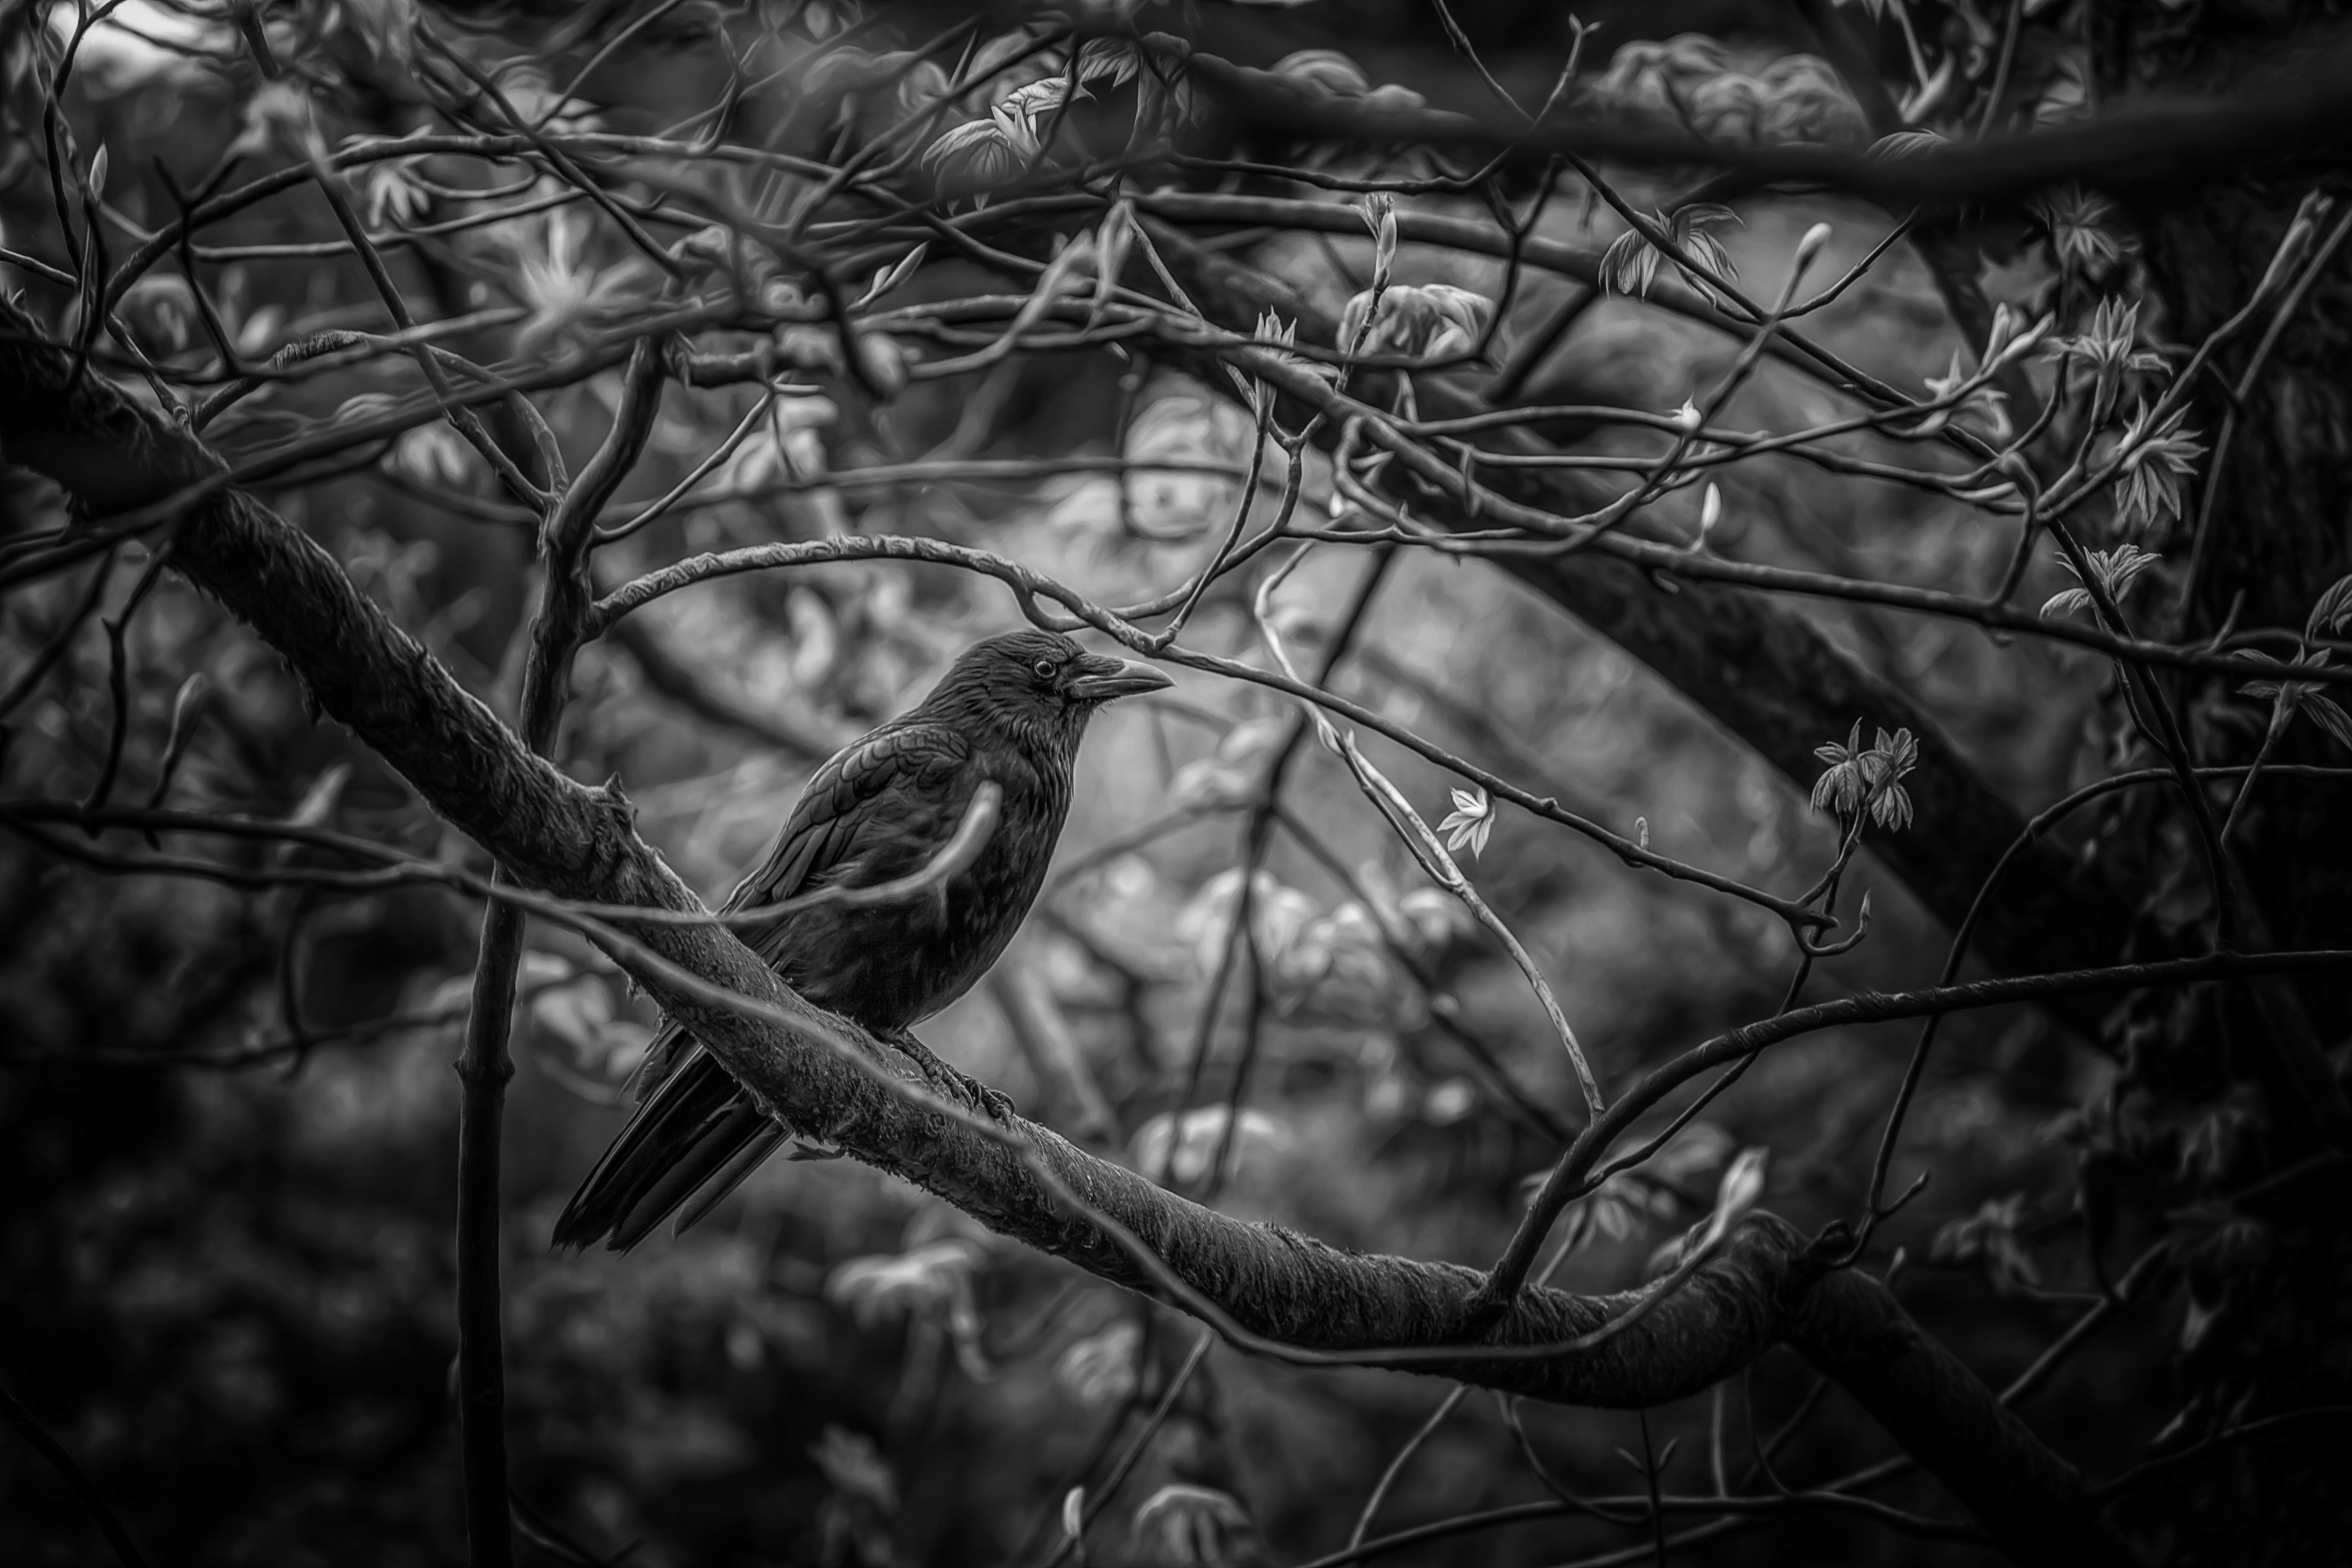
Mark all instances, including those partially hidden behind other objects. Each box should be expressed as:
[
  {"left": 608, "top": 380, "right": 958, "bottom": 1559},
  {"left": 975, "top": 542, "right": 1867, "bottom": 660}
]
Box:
[{"left": 1033, "top": 658, "right": 1057, "bottom": 680}]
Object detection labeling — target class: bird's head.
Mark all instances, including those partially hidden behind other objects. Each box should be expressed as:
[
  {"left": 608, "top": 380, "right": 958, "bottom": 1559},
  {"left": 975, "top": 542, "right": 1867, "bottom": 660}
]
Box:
[{"left": 922, "top": 629, "right": 1173, "bottom": 756}]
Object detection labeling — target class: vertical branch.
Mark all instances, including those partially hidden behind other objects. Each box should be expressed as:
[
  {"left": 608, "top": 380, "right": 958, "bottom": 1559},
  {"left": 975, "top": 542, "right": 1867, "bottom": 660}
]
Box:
[
  {"left": 80, "top": 548, "right": 169, "bottom": 819},
  {"left": 1184, "top": 548, "right": 1396, "bottom": 1189},
  {"left": 0, "top": 549, "right": 116, "bottom": 719},
  {"left": 450, "top": 335, "right": 666, "bottom": 1568},
  {"left": 451, "top": 876, "right": 526, "bottom": 1568}
]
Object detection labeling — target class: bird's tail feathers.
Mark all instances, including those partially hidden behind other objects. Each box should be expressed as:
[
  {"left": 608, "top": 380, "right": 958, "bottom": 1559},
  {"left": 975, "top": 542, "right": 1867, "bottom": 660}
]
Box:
[{"left": 549, "top": 1046, "right": 781, "bottom": 1253}]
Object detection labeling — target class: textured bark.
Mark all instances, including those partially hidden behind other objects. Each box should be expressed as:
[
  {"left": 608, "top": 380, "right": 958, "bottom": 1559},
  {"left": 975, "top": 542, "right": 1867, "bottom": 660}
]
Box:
[
  {"left": 0, "top": 296, "right": 2139, "bottom": 1566},
  {"left": 1181, "top": 41, "right": 2352, "bottom": 205}
]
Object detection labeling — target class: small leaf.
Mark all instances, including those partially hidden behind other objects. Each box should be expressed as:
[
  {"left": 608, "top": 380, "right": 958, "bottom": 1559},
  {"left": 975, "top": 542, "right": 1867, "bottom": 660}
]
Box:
[
  {"left": 810, "top": 1426, "right": 898, "bottom": 1512},
  {"left": 1339, "top": 282, "right": 1494, "bottom": 361},
  {"left": 925, "top": 116, "right": 1014, "bottom": 180},
  {"left": 1358, "top": 192, "right": 1399, "bottom": 284},
  {"left": 1075, "top": 38, "right": 1141, "bottom": 87},
  {"left": 1602, "top": 205, "right": 1740, "bottom": 302},
  {"left": 1809, "top": 720, "right": 1866, "bottom": 818},
  {"left": 286, "top": 762, "right": 351, "bottom": 830},
  {"left": 1438, "top": 784, "right": 1493, "bottom": 859},
  {"left": 1091, "top": 201, "right": 1135, "bottom": 319},
  {"left": 1867, "top": 128, "right": 1947, "bottom": 159},
  {"left": 2048, "top": 543, "right": 2163, "bottom": 617},
  {"left": 2303, "top": 694, "right": 2352, "bottom": 753},
  {"left": 1272, "top": 49, "right": 1370, "bottom": 96},
  {"left": 2041, "top": 587, "right": 2094, "bottom": 620},
  {"left": 1133, "top": 1485, "right": 1253, "bottom": 1565},
  {"left": 2037, "top": 184, "right": 2129, "bottom": 280},
  {"left": 865, "top": 243, "right": 928, "bottom": 304},
  {"left": 2306, "top": 573, "right": 2352, "bottom": 642},
  {"left": 2108, "top": 404, "right": 2203, "bottom": 531},
  {"left": 1686, "top": 1145, "right": 1769, "bottom": 1257}
]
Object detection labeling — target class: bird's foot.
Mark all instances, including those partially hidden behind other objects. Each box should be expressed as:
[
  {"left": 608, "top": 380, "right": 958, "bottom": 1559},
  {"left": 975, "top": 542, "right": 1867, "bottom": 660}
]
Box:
[
  {"left": 972, "top": 1082, "right": 1021, "bottom": 1128},
  {"left": 888, "top": 1029, "right": 1019, "bottom": 1127}
]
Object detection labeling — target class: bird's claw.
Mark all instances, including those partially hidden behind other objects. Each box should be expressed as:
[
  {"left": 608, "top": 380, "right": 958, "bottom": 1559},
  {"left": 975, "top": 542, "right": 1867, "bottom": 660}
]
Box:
[
  {"left": 889, "top": 1030, "right": 1019, "bottom": 1126},
  {"left": 939, "top": 1065, "right": 1019, "bottom": 1128},
  {"left": 972, "top": 1081, "right": 1020, "bottom": 1127}
]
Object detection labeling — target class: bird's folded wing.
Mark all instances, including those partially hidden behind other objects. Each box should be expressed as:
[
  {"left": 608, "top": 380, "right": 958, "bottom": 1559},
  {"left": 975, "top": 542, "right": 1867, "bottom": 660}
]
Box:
[
  {"left": 718, "top": 720, "right": 975, "bottom": 921},
  {"left": 634, "top": 720, "right": 974, "bottom": 1087}
]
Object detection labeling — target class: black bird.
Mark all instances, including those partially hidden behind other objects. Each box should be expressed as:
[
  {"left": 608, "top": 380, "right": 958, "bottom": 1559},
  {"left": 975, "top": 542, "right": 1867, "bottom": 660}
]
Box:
[{"left": 553, "top": 629, "right": 1171, "bottom": 1251}]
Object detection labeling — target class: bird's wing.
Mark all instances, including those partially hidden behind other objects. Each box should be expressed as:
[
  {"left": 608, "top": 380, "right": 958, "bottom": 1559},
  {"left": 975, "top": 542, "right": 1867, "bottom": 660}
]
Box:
[
  {"left": 641, "top": 720, "right": 972, "bottom": 1086},
  {"left": 550, "top": 721, "right": 972, "bottom": 1254},
  {"left": 717, "top": 720, "right": 975, "bottom": 927}
]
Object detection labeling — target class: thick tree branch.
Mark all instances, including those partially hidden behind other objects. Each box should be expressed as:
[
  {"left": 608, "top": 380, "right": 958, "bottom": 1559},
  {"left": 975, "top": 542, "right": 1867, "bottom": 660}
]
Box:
[
  {"left": 1182, "top": 36, "right": 2352, "bottom": 205},
  {"left": 0, "top": 300, "right": 2135, "bottom": 1568}
]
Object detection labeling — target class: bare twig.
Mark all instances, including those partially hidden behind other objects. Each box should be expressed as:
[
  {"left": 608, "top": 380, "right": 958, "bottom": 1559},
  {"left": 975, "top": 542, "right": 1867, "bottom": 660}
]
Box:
[{"left": 0, "top": 1377, "right": 151, "bottom": 1568}]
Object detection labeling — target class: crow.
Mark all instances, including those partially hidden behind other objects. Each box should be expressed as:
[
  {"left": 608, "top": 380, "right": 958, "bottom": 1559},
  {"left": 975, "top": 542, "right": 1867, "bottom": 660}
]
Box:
[{"left": 552, "top": 629, "right": 1170, "bottom": 1251}]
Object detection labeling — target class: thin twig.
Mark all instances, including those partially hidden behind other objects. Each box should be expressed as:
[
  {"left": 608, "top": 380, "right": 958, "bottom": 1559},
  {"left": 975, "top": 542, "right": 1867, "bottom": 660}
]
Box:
[{"left": 0, "top": 1377, "right": 151, "bottom": 1568}]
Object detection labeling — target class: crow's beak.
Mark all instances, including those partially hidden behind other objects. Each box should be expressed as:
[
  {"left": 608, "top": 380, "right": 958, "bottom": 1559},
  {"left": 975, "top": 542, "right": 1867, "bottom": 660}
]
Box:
[{"left": 1067, "top": 653, "right": 1173, "bottom": 703}]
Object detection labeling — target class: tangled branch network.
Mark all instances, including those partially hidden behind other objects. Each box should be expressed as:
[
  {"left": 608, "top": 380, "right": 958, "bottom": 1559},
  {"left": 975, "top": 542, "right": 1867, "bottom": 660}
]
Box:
[{"left": 6, "top": 2, "right": 2352, "bottom": 1564}]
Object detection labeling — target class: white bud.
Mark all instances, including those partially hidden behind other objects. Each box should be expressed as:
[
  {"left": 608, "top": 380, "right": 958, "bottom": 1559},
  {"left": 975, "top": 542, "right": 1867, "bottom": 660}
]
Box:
[
  {"left": 1702, "top": 1146, "right": 1769, "bottom": 1248},
  {"left": 1982, "top": 302, "right": 2019, "bottom": 364},
  {"left": 854, "top": 332, "right": 907, "bottom": 400},
  {"left": 1062, "top": 1487, "right": 1086, "bottom": 1542},
  {"left": 1091, "top": 203, "right": 1133, "bottom": 318},
  {"left": 1361, "top": 193, "right": 1398, "bottom": 289},
  {"left": 1699, "top": 482, "right": 1722, "bottom": 538},
  {"left": 1794, "top": 221, "right": 1833, "bottom": 273},
  {"left": 869, "top": 242, "right": 927, "bottom": 304},
  {"left": 88, "top": 144, "right": 109, "bottom": 202},
  {"left": 1991, "top": 312, "right": 2055, "bottom": 370}
]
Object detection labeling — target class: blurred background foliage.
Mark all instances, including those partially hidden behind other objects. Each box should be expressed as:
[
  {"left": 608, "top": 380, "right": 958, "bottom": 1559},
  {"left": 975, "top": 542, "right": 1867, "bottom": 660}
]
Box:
[{"left": 1, "top": 0, "right": 2336, "bottom": 1563}]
